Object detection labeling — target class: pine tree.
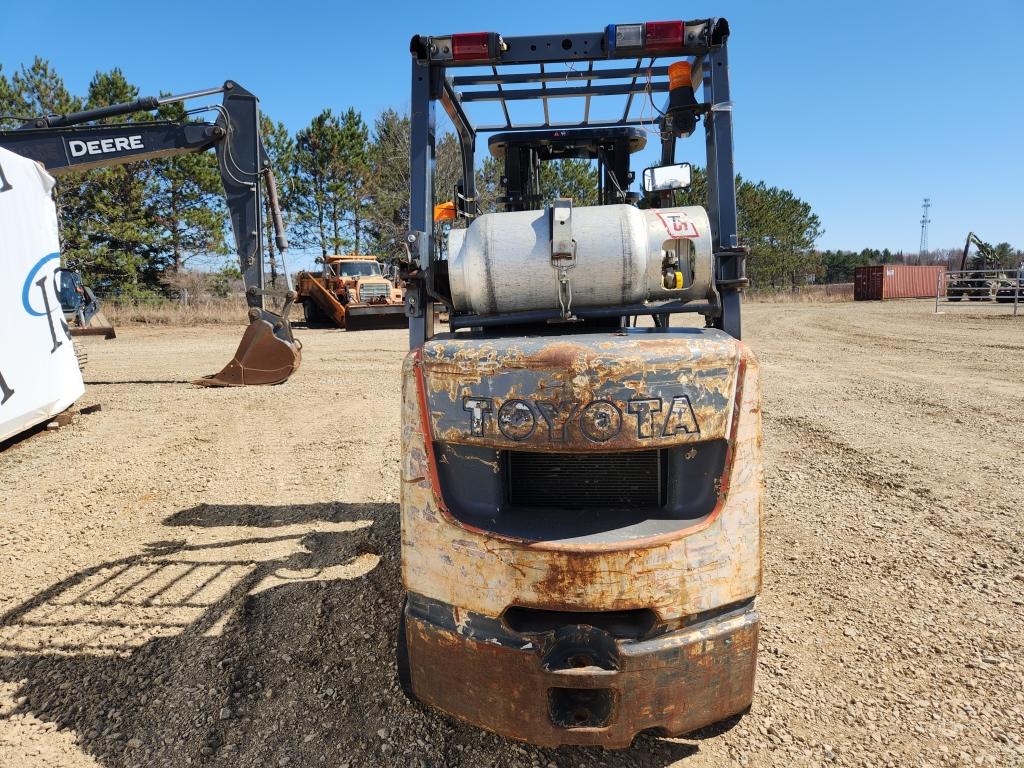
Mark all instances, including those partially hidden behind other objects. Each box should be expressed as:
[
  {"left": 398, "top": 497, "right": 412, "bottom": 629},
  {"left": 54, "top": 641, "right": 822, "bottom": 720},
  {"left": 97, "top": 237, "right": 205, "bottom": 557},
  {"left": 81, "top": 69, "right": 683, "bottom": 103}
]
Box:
[
  {"left": 678, "top": 167, "right": 823, "bottom": 288},
  {"left": 336, "top": 108, "right": 370, "bottom": 254},
  {"left": 74, "top": 69, "right": 163, "bottom": 294},
  {"left": 5, "top": 58, "right": 81, "bottom": 123},
  {"left": 539, "top": 159, "right": 599, "bottom": 205},
  {"left": 364, "top": 109, "right": 410, "bottom": 261},
  {"left": 293, "top": 109, "right": 347, "bottom": 256},
  {"left": 434, "top": 132, "right": 464, "bottom": 211},
  {"left": 149, "top": 100, "right": 228, "bottom": 274},
  {"left": 259, "top": 114, "right": 296, "bottom": 284},
  {"left": 363, "top": 109, "right": 463, "bottom": 261},
  {"left": 474, "top": 156, "right": 503, "bottom": 214},
  {"left": 0, "top": 65, "right": 29, "bottom": 130},
  {"left": 1, "top": 60, "right": 92, "bottom": 279}
]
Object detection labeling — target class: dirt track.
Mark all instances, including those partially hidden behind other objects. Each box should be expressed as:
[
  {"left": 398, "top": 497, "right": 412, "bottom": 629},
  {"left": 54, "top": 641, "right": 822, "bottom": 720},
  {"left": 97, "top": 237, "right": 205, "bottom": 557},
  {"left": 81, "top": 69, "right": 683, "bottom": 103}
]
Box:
[{"left": 1, "top": 301, "right": 1021, "bottom": 768}]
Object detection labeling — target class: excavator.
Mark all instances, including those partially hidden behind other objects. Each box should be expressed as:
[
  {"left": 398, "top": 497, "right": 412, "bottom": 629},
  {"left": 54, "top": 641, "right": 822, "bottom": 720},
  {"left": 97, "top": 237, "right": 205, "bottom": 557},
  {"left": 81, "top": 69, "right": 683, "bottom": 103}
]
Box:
[
  {"left": 947, "top": 231, "right": 1009, "bottom": 302},
  {"left": 0, "top": 82, "right": 301, "bottom": 386}
]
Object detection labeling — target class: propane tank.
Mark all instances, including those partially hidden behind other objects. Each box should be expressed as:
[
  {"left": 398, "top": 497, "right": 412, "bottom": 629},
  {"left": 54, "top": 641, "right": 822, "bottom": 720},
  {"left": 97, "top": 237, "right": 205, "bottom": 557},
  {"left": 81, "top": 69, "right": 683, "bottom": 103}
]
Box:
[{"left": 447, "top": 204, "right": 713, "bottom": 316}]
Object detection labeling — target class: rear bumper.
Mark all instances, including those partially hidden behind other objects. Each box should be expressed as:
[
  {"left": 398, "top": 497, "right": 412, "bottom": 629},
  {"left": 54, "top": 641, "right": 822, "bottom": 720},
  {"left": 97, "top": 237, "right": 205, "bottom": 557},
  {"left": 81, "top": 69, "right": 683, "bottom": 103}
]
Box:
[{"left": 404, "top": 593, "right": 759, "bottom": 748}]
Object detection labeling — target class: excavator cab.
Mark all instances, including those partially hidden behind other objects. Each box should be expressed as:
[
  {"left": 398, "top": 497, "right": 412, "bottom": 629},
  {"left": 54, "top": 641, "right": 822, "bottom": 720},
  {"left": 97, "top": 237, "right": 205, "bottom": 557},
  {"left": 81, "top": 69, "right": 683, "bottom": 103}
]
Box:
[{"left": 0, "top": 81, "right": 301, "bottom": 386}]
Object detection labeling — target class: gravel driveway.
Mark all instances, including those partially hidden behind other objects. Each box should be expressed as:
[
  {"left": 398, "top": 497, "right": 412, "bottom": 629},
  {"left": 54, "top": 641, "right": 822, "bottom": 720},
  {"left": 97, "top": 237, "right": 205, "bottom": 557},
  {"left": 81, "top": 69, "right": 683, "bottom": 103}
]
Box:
[{"left": 1, "top": 301, "right": 1021, "bottom": 767}]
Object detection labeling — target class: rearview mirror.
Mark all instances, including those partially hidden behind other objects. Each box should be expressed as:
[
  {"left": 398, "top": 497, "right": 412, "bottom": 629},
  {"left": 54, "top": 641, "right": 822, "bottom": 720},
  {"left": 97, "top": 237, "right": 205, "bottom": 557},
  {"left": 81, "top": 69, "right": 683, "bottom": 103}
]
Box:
[{"left": 642, "top": 163, "right": 692, "bottom": 193}]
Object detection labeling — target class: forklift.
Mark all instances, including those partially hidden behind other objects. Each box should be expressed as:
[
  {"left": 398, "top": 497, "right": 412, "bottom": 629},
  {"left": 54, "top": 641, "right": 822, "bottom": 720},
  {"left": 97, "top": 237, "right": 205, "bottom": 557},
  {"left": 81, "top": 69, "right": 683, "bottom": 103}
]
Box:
[{"left": 399, "top": 18, "right": 762, "bottom": 748}]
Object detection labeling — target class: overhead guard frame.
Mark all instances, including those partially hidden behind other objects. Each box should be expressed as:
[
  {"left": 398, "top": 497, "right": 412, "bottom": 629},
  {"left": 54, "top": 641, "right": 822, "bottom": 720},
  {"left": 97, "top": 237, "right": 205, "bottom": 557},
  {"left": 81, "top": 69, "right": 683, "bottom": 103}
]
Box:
[{"left": 407, "top": 18, "right": 742, "bottom": 347}]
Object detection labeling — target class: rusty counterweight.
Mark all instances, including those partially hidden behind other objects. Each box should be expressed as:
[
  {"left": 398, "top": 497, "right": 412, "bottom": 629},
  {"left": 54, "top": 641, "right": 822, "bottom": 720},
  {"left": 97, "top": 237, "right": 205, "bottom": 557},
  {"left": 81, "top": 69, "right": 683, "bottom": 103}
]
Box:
[{"left": 399, "top": 328, "right": 764, "bottom": 746}]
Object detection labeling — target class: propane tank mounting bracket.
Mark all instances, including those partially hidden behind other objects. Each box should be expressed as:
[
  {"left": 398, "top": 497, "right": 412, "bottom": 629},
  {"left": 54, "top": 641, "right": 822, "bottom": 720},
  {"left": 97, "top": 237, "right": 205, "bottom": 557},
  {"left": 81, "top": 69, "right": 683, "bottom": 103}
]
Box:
[{"left": 550, "top": 198, "right": 577, "bottom": 320}]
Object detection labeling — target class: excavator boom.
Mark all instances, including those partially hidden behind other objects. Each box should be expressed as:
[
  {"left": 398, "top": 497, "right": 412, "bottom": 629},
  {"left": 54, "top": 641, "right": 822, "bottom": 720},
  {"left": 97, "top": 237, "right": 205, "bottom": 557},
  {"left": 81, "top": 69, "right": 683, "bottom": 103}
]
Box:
[
  {"left": 960, "top": 231, "right": 993, "bottom": 271},
  {"left": 0, "top": 81, "right": 301, "bottom": 386}
]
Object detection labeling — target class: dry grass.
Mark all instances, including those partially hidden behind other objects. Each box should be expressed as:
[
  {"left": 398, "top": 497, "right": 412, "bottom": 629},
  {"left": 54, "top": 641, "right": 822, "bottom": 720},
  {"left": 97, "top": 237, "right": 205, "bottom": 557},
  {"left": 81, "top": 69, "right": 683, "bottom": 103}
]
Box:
[
  {"left": 102, "top": 297, "right": 250, "bottom": 326},
  {"left": 100, "top": 284, "right": 853, "bottom": 327},
  {"left": 747, "top": 283, "right": 853, "bottom": 303}
]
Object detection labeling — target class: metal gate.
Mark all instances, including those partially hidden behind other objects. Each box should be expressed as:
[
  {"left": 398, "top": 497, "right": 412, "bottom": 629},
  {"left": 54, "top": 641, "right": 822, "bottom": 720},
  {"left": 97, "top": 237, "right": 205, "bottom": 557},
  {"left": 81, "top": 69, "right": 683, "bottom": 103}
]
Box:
[{"left": 935, "top": 268, "right": 1022, "bottom": 316}]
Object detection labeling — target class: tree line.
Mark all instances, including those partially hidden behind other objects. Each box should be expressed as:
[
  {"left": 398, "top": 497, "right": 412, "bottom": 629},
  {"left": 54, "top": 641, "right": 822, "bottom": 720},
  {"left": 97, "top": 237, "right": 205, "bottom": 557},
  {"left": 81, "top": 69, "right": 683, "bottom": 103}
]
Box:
[
  {"left": 818, "top": 242, "right": 1022, "bottom": 284},
  {"left": 1, "top": 59, "right": 230, "bottom": 297},
  {"left": 0, "top": 59, "right": 603, "bottom": 296},
  {"left": 6, "top": 58, "right": 1014, "bottom": 299}
]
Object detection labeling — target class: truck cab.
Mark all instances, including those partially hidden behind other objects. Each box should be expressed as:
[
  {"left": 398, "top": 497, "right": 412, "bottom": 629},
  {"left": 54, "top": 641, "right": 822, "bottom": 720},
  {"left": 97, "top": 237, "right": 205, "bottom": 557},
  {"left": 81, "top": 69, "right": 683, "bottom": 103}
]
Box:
[
  {"left": 399, "top": 18, "right": 761, "bottom": 748},
  {"left": 326, "top": 255, "right": 402, "bottom": 304}
]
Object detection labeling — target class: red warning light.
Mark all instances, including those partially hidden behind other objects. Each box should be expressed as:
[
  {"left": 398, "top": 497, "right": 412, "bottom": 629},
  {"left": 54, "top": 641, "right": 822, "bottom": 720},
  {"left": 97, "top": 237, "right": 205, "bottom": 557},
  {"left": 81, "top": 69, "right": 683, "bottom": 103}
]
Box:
[
  {"left": 452, "top": 32, "right": 495, "bottom": 61},
  {"left": 645, "top": 21, "right": 685, "bottom": 51}
]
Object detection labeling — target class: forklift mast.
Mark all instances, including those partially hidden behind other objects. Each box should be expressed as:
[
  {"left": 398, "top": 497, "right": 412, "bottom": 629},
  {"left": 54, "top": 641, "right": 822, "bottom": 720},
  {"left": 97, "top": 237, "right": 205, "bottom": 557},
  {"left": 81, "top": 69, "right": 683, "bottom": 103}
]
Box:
[{"left": 488, "top": 126, "right": 644, "bottom": 211}]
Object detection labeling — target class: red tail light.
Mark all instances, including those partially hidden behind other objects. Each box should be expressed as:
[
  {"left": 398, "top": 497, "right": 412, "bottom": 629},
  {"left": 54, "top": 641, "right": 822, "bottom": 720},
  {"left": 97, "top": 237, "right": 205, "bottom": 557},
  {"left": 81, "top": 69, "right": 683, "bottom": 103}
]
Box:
[
  {"left": 645, "top": 20, "right": 685, "bottom": 50},
  {"left": 452, "top": 32, "right": 498, "bottom": 61}
]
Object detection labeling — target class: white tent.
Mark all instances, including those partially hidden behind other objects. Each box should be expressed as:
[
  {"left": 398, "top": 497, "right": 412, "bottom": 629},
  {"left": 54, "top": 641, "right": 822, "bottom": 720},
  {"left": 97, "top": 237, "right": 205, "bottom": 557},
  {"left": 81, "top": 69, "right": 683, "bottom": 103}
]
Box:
[{"left": 0, "top": 146, "right": 84, "bottom": 443}]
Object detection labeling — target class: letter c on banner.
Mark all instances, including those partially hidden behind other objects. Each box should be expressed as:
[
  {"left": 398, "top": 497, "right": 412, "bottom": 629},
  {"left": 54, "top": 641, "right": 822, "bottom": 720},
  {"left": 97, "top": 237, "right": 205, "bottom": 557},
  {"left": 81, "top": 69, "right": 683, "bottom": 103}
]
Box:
[{"left": 22, "top": 252, "right": 61, "bottom": 316}]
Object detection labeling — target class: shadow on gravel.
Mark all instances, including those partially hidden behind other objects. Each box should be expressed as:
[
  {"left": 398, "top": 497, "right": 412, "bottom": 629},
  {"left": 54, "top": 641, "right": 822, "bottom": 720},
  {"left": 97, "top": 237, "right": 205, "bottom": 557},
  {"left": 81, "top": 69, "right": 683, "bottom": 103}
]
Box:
[
  {"left": 0, "top": 502, "right": 705, "bottom": 768},
  {"left": 0, "top": 421, "right": 48, "bottom": 453},
  {"left": 84, "top": 379, "right": 195, "bottom": 385},
  {"left": 164, "top": 501, "right": 353, "bottom": 529}
]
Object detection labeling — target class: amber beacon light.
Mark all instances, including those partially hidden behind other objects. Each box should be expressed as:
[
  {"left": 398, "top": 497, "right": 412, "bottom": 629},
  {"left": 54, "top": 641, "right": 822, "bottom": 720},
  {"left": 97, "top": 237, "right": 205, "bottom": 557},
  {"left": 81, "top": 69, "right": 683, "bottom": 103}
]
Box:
[{"left": 667, "top": 60, "right": 699, "bottom": 137}]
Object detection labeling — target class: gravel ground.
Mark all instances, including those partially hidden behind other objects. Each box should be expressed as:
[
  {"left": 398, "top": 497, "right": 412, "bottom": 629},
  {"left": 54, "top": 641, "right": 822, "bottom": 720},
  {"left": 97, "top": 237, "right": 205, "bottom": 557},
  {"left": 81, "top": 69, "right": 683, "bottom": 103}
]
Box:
[{"left": 0, "top": 301, "right": 1021, "bottom": 768}]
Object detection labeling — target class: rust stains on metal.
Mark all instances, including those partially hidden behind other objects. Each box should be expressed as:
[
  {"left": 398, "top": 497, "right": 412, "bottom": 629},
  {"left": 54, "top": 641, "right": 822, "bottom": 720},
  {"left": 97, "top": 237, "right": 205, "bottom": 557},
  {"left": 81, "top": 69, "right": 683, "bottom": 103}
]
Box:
[
  {"left": 399, "top": 331, "right": 765, "bottom": 747},
  {"left": 418, "top": 331, "right": 739, "bottom": 454},
  {"left": 400, "top": 338, "right": 763, "bottom": 620},
  {"left": 404, "top": 604, "right": 759, "bottom": 748}
]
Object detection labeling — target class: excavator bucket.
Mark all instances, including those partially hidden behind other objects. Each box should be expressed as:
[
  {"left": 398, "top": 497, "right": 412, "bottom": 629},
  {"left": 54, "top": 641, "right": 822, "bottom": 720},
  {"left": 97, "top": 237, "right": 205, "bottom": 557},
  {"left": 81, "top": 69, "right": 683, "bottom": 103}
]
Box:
[
  {"left": 69, "top": 309, "right": 116, "bottom": 340},
  {"left": 193, "top": 308, "right": 301, "bottom": 387}
]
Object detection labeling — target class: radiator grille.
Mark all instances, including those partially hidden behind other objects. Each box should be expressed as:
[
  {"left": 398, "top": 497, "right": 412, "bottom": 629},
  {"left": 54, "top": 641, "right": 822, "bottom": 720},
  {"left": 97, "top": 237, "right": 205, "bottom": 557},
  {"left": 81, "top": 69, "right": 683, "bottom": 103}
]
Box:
[
  {"left": 507, "top": 451, "right": 662, "bottom": 509},
  {"left": 358, "top": 282, "right": 389, "bottom": 301}
]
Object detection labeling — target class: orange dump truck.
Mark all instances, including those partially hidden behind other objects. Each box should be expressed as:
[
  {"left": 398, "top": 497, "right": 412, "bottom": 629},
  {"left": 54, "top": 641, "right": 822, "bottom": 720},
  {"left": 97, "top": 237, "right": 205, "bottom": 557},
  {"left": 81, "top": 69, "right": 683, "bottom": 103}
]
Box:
[{"left": 295, "top": 255, "right": 407, "bottom": 330}]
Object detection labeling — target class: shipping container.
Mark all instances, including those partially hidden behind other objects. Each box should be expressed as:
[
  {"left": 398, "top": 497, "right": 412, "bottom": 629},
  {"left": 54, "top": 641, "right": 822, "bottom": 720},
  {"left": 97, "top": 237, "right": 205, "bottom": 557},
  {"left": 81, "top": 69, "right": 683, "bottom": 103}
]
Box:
[{"left": 854, "top": 264, "right": 946, "bottom": 300}]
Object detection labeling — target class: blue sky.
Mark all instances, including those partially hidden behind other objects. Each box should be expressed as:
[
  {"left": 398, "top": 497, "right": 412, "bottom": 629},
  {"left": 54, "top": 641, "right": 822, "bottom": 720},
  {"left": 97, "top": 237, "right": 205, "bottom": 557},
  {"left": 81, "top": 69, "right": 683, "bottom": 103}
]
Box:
[{"left": 2, "top": 0, "right": 1022, "bottom": 258}]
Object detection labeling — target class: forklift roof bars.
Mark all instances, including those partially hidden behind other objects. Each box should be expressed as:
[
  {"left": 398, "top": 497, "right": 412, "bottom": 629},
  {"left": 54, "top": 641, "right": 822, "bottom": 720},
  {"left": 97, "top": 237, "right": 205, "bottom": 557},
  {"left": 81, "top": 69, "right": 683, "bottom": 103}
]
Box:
[
  {"left": 411, "top": 20, "right": 719, "bottom": 134},
  {"left": 407, "top": 18, "right": 742, "bottom": 347}
]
